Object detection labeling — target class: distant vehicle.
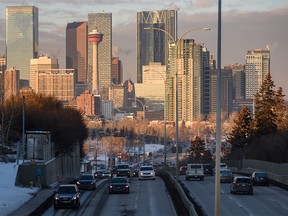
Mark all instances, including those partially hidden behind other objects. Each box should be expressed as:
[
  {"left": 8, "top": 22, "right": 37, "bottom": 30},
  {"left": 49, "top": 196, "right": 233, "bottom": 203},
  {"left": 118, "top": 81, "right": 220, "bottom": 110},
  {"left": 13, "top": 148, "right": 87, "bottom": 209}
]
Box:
[
  {"left": 138, "top": 165, "right": 156, "bottom": 180},
  {"left": 102, "top": 170, "right": 112, "bottom": 179},
  {"left": 109, "top": 177, "right": 130, "bottom": 194},
  {"left": 220, "top": 169, "right": 234, "bottom": 183},
  {"left": 116, "top": 164, "right": 131, "bottom": 178},
  {"left": 132, "top": 169, "right": 139, "bottom": 177},
  {"left": 179, "top": 166, "right": 188, "bottom": 175},
  {"left": 220, "top": 163, "right": 228, "bottom": 169},
  {"left": 77, "top": 174, "right": 96, "bottom": 190},
  {"left": 94, "top": 170, "right": 104, "bottom": 179},
  {"left": 185, "top": 164, "right": 204, "bottom": 181},
  {"left": 230, "top": 176, "right": 253, "bottom": 195},
  {"left": 251, "top": 171, "right": 269, "bottom": 186},
  {"left": 203, "top": 164, "right": 213, "bottom": 176},
  {"left": 53, "top": 184, "right": 80, "bottom": 209}
]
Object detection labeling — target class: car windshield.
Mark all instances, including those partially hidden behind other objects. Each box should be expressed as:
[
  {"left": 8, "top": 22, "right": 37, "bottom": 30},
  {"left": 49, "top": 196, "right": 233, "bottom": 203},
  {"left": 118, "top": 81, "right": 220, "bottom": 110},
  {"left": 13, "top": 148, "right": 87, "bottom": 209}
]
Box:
[
  {"left": 189, "top": 165, "right": 201, "bottom": 169},
  {"left": 117, "top": 165, "right": 129, "bottom": 169},
  {"left": 111, "top": 178, "right": 127, "bottom": 183},
  {"left": 221, "top": 170, "right": 232, "bottom": 174},
  {"left": 236, "top": 178, "right": 250, "bottom": 183},
  {"left": 255, "top": 172, "right": 267, "bottom": 177},
  {"left": 140, "top": 166, "right": 153, "bottom": 171},
  {"left": 57, "top": 186, "right": 76, "bottom": 194},
  {"left": 79, "top": 175, "right": 93, "bottom": 180}
]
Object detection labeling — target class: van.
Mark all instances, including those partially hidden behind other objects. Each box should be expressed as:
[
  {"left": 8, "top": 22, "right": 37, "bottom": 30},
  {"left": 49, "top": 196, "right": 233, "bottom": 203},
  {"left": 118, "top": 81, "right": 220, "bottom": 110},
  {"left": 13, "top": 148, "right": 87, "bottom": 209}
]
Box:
[{"left": 185, "top": 164, "right": 204, "bottom": 181}]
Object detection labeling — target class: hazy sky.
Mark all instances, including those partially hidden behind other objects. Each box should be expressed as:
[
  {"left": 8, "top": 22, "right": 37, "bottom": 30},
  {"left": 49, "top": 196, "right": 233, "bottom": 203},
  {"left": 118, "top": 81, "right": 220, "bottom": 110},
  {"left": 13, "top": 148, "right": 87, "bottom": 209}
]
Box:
[{"left": 1, "top": 0, "right": 288, "bottom": 97}]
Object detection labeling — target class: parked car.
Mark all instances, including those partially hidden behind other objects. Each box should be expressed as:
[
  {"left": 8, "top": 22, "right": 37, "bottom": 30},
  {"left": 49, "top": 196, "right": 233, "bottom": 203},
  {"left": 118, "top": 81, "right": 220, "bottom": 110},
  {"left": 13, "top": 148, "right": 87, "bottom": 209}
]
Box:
[
  {"left": 230, "top": 176, "right": 253, "bottom": 195},
  {"left": 77, "top": 174, "right": 96, "bottom": 190},
  {"left": 251, "top": 171, "right": 269, "bottom": 186},
  {"left": 138, "top": 165, "right": 156, "bottom": 180},
  {"left": 220, "top": 169, "right": 234, "bottom": 183},
  {"left": 185, "top": 164, "right": 204, "bottom": 181},
  {"left": 53, "top": 184, "right": 80, "bottom": 209},
  {"left": 109, "top": 177, "right": 130, "bottom": 194},
  {"left": 203, "top": 164, "right": 213, "bottom": 176},
  {"left": 179, "top": 166, "right": 187, "bottom": 175}
]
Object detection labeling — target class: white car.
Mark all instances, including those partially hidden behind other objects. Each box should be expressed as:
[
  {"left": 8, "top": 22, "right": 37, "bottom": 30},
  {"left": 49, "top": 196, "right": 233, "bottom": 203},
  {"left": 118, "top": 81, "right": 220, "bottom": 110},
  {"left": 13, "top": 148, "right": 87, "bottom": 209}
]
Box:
[{"left": 138, "top": 165, "right": 155, "bottom": 180}]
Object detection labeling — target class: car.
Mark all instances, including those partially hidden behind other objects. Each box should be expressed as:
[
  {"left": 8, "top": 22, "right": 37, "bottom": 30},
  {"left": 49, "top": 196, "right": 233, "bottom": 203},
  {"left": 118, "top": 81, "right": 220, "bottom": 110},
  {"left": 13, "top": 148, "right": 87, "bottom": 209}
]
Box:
[
  {"left": 116, "top": 164, "right": 131, "bottom": 178},
  {"left": 230, "top": 176, "right": 253, "bottom": 195},
  {"left": 132, "top": 168, "right": 139, "bottom": 177},
  {"left": 109, "top": 177, "right": 130, "bottom": 194},
  {"left": 185, "top": 164, "right": 204, "bottom": 181},
  {"left": 94, "top": 170, "right": 104, "bottom": 179},
  {"left": 179, "top": 166, "right": 188, "bottom": 175},
  {"left": 220, "top": 163, "right": 228, "bottom": 169},
  {"left": 220, "top": 169, "right": 234, "bottom": 183},
  {"left": 251, "top": 171, "right": 269, "bottom": 186},
  {"left": 53, "top": 184, "right": 80, "bottom": 209},
  {"left": 76, "top": 174, "right": 96, "bottom": 190},
  {"left": 203, "top": 164, "right": 213, "bottom": 176},
  {"left": 138, "top": 165, "right": 156, "bottom": 180},
  {"left": 102, "top": 170, "right": 112, "bottom": 179}
]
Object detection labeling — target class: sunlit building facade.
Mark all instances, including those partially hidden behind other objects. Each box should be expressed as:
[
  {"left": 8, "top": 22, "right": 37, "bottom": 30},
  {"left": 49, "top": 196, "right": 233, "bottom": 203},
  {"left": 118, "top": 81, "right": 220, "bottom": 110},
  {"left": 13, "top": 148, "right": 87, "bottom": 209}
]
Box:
[
  {"left": 5, "top": 6, "right": 38, "bottom": 85},
  {"left": 66, "top": 21, "right": 88, "bottom": 84},
  {"left": 245, "top": 49, "right": 270, "bottom": 99}
]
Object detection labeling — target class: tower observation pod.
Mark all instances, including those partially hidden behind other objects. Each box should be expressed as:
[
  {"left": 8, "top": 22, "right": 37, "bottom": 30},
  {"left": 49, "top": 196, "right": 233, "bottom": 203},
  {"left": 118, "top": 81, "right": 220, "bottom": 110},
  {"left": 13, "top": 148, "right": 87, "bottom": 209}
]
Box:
[{"left": 88, "top": 29, "right": 103, "bottom": 95}]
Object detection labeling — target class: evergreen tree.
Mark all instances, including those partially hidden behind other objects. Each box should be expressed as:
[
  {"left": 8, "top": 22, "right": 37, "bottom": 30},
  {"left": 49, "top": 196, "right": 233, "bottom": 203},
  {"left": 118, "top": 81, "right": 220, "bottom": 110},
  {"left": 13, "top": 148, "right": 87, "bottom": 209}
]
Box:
[
  {"left": 227, "top": 105, "right": 253, "bottom": 158},
  {"left": 274, "top": 87, "right": 287, "bottom": 130},
  {"left": 254, "top": 72, "right": 277, "bottom": 136}
]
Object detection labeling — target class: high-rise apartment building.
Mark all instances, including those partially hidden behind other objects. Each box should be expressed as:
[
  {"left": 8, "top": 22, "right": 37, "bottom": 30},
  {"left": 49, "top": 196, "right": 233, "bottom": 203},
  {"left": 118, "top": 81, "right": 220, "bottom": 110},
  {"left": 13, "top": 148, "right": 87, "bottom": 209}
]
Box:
[
  {"left": 6, "top": 6, "right": 39, "bottom": 85},
  {"left": 66, "top": 22, "right": 88, "bottom": 84},
  {"left": 88, "top": 13, "right": 112, "bottom": 100},
  {"left": 137, "top": 10, "right": 177, "bottom": 83},
  {"left": 245, "top": 49, "right": 270, "bottom": 99},
  {"left": 0, "top": 56, "right": 6, "bottom": 72},
  {"left": 35, "top": 69, "right": 75, "bottom": 102},
  {"left": 3, "top": 68, "right": 20, "bottom": 101},
  {"left": 224, "top": 63, "right": 245, "bottom": 100},
  {"left": 112, "top": 57, "right": 123, "bottom": 85},
  {"left": 210, "top": 69, "right": 233, "bottom": 116},
  {"left": 166, "top": 39, "right": 206, "bottom": 122},
  {"left": 30, "top": 56, "right": 59, "bottom": 91}
]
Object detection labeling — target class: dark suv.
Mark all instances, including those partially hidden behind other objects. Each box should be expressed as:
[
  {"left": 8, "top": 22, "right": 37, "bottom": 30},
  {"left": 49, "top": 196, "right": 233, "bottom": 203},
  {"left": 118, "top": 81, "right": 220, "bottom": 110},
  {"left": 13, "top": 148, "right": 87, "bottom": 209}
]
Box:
[
  {"left": 203, "top": 164, "right": 213, "bottom": 175},
  {"left": 54, "top": 184, "right": 80, "bottom": 209},
  {"left": 230, "top": 176, "right": 253, "bottom": 195}
]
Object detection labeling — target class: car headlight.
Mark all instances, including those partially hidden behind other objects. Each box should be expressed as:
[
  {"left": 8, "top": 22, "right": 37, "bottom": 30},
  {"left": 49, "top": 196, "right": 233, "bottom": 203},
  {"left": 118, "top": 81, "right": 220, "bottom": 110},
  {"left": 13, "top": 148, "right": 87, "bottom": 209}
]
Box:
[
  {"left": 125, "top": 185, "right": 129, "bottom": 188},
  {"left": 54, "top": 195, "right": 60, "bottom": 200},
  {"left": 72, "top": 195, "right": 77, "bottom": 200},
  {"left": 110, "top": 185, "right": 113, "bottom": 188},
  {"left": 76, "top": 181, "right": 80, "bottom": 184}
]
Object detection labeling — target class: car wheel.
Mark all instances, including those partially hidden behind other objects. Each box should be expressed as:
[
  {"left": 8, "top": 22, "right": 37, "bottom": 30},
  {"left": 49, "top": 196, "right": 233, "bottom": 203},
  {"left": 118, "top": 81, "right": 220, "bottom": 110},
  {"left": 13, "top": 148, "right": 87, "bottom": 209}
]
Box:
[
  {"left": 230, "top": 190, "right": 233, "bottom": 194},
  {"left": 250, "top": 190, "right": 253, "bottom": 195},
  {"left": 54, "top": 205, "right": 58, "bottom": 210}
]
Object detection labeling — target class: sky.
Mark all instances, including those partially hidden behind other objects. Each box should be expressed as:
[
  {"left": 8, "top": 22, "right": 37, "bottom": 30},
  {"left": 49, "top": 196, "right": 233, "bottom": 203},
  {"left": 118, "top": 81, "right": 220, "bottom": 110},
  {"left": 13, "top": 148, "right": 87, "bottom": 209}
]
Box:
[
  {"left": 0, "top": 0, "right": 288, "bottom": 97},
  {"left": 0, "top": 162, "right": 38, "bottom": 216}
]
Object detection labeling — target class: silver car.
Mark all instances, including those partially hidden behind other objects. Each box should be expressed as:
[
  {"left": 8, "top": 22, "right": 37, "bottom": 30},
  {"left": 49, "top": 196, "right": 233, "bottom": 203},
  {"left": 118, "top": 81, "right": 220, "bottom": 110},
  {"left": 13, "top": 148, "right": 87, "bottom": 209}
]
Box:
[
  {"left": 138, "top": 165, "right": 155, "bottom": 180},
  {"left": 220, "top": 169, "right": 233, "bottom": 183}
]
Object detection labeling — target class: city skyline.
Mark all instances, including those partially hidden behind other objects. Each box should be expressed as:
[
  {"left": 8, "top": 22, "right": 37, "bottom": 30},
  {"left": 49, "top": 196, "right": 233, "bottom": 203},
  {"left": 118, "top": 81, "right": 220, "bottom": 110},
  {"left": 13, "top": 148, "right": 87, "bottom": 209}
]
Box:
[{"left": 0, "top": 1, "right": 287, "bottom": 97}]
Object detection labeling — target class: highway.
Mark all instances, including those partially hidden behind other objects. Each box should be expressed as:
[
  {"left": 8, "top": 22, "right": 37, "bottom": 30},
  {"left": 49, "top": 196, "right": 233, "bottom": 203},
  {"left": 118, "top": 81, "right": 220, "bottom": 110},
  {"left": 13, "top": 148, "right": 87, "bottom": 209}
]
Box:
[{"left": 180, "top": 174, "right": 288, "bottom": 216}]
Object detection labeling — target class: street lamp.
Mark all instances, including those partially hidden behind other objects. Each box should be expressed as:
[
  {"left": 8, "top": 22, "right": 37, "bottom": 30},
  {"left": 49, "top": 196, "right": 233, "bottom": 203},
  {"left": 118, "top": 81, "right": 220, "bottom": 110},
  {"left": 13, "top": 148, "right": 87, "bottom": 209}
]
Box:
[
  {"left": 144, "top": 27, "right": 210, "bottom": 182},
  {"left": 133, "top": 98, "right": 151, "bottom": 162}
]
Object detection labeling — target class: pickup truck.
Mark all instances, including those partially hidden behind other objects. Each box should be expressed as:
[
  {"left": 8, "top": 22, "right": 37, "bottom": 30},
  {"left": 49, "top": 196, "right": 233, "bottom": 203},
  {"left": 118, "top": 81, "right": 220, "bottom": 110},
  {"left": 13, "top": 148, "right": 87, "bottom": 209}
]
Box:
[{"left": 116, "top": 164, "right": 131, "bottom": 178}]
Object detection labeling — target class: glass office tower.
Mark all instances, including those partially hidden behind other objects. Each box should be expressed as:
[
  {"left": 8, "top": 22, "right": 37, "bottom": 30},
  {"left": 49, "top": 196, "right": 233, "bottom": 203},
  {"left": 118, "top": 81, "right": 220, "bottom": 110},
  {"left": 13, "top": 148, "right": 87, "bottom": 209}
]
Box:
[
  {"left": 88, "top": 13, "right": 112, "bottom": 100},
  {"left": 137, "top": 10, "right": 177, "bottom": 83},
  {"left": 6, "top": 6, "right": 39, "bottom": 86}
]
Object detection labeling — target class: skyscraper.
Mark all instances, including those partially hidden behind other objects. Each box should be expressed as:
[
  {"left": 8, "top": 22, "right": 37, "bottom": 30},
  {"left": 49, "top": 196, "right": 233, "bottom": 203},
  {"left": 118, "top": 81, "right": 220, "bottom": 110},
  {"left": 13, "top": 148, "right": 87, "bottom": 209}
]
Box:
[
  {"left": 245, "top": 49, "right": 270, "bottom": 99},
  {"left": 66, "top": 22, "right": 88, "bottom": 84},
  {"left": 88, "top": 13, "right": 112, "bottom": 100},
  {"left": 5, "top": 6, "right": 39, "bottom": 86},
  {"left": 112, "top": 57, "right": 123, "bottom": 85},
  {"left": 166, "top": 39, "right": 206, "bottom": 122},
  {"left": 137, "top": 10, "right": 177, "bottom": 83}
]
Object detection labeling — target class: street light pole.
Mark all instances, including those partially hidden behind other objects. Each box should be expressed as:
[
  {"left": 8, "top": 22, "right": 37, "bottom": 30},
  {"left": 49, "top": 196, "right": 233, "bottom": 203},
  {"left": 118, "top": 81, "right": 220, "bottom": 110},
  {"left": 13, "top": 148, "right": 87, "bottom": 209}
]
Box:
[{"left": 144, "top": 27, "right": 210, "bottom": 182}]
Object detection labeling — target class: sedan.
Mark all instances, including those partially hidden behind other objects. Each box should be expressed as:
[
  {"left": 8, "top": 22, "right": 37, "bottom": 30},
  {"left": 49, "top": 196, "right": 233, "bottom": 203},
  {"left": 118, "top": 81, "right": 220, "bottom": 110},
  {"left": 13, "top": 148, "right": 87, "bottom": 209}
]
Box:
[
  {"left": 138, "top": 165, "right": 155, "bottom": 180},
  {"left": 220, "top": 169, "right": 233, "bottom": 183},
  {"left": 109, "top": 177, "right": 129, "bottom": 194},
  {"left": 230, "top": 176, "right": 253, "bottom": 195},
  {"left": 251, "top": 171, "right": 269, "bottom": 186},
  {"left": 76, "top": 174, "right": 96, "bottom": 190}
]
